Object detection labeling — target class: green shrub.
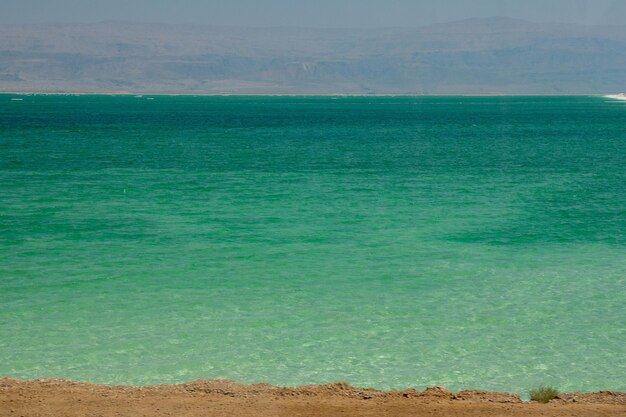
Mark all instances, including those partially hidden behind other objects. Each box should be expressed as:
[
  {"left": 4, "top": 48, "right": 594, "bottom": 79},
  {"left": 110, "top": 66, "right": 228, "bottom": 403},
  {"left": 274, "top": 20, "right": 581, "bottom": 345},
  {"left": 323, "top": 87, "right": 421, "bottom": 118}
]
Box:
[{"left": 529, "top": 385, "right": 559, "bottom": 403}]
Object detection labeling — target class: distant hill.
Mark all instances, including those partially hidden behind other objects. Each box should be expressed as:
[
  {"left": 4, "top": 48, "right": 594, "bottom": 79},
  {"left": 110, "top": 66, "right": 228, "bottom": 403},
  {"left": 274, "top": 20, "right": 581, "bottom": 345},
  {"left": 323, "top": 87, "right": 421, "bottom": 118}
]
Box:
[{"left": 1, "top": 17, "right": 625, "bottom": 94}]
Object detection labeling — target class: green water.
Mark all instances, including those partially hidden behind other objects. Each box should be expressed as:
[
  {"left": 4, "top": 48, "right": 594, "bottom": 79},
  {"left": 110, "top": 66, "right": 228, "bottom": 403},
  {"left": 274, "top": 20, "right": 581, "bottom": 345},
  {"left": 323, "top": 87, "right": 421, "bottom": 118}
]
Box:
[{"left": 1, "top": 95, "right": 625, "bottom": 393}]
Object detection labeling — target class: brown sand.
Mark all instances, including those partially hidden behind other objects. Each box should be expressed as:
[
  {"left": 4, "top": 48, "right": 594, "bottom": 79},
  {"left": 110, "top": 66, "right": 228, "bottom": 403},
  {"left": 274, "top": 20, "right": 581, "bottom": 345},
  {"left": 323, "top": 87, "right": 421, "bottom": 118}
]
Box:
[{"left": 1, "top": 378, "right": 624, "bottom": 417}]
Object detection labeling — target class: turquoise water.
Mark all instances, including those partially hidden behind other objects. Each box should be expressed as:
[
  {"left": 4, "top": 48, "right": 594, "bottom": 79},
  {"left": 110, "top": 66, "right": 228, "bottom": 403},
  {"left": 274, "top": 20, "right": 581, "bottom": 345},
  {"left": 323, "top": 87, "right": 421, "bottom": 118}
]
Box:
[{"left": 1, "top": 95, "right": 625, "bottom": 393}]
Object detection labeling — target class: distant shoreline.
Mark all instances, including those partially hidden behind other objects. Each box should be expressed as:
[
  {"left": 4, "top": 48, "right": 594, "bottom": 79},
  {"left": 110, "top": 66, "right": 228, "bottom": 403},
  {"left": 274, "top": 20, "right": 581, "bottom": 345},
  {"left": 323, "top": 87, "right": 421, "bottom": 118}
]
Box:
[{"left": 0, "top": 91, "right": 616, "bottom": 97}]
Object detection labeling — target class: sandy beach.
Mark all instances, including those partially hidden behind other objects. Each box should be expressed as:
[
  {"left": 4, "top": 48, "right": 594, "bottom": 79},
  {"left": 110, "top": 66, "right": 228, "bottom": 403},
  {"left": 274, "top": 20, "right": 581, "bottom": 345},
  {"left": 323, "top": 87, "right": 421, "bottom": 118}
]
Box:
[{"left": 1, "top": 378, "right": 625, "bottom": 417}]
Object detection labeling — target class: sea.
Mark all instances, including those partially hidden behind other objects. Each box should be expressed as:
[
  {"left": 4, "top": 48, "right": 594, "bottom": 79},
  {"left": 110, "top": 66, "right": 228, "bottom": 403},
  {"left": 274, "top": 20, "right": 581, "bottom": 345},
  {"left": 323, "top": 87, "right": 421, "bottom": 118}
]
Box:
[{"left": 1, "top": 94, "right": 625, "bottom": 394}]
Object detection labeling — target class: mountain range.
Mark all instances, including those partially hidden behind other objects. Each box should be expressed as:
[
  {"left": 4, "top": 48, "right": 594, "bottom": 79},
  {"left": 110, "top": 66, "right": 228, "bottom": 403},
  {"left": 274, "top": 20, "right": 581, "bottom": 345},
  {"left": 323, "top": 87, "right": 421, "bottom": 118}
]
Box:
[{"left": 1, "top": 17, "right": 625, "bottom": 94}]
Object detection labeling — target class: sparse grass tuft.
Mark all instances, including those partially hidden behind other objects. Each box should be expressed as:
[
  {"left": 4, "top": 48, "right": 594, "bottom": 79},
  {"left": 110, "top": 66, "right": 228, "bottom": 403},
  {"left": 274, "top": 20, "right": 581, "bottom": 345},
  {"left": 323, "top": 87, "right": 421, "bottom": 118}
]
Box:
[{"left": 529, "top": 385, "right": 559, "bottom": 403}]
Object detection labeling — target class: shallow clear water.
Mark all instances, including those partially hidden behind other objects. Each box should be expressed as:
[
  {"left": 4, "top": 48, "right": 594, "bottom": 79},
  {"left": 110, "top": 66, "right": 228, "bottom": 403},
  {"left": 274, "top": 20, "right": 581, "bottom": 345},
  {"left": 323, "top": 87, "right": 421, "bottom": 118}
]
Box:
[{"left": 1, "top": 94, "right": 625, "bottom": 393}]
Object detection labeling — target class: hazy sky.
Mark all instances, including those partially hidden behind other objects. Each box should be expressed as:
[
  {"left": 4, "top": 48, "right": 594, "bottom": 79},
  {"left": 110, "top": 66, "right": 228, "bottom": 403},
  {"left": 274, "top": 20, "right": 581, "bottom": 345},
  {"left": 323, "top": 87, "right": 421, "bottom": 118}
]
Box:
[{"left": 3, "top": 0, "right": 625, "bottom": 27}]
